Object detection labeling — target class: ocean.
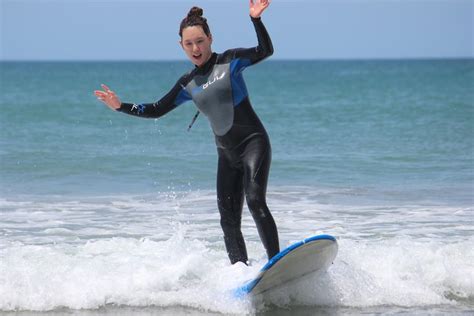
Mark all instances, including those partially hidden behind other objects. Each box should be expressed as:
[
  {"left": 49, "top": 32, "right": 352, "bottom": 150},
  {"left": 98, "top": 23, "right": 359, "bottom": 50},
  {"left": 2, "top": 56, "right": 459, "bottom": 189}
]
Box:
[{"left": 0, "top": 59, "right": 473, "bottom": 315}]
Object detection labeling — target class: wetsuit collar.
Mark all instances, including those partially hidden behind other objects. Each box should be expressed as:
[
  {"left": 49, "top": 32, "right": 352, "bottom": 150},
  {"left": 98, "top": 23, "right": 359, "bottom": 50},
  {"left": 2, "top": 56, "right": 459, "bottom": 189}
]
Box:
[{"left": 195, "top": 52, "right": 217, "bottom": 74}]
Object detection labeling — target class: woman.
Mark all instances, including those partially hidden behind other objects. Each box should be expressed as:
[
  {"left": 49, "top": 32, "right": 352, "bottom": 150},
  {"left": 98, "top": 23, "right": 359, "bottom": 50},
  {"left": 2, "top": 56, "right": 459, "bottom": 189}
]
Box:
[{"left": 95, "top": 0, "right": 279, "bottom": 265}]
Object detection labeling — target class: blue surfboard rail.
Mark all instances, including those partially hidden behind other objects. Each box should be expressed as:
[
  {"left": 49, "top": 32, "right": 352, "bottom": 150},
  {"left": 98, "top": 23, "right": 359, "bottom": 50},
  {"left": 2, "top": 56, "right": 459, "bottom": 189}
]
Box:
[{"left": 234, "top": 234, "right": 337, "bottom": 297}]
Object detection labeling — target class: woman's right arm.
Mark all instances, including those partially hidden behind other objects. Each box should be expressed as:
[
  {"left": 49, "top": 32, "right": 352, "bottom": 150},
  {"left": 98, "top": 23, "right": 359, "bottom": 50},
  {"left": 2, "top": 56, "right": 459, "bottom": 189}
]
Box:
[{"left": 95, "top": 76, "right": 192, "bottom": 119}]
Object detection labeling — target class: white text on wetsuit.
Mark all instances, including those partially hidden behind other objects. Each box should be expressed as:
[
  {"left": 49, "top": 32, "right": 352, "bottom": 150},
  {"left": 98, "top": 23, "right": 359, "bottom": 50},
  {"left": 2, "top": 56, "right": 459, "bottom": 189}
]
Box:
[{"left": 202, "top": 72, "right": 226, "bottom": 90}]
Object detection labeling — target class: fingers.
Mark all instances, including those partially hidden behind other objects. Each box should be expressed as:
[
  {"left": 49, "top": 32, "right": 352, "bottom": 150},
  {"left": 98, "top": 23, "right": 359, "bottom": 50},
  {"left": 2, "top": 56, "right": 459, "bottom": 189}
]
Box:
[
  {"left": 256, "top": 0, "right": 269, "bottom": 5},
  {"left": 94, "top": 89, "right": 112, "bottom": 103},
  {"left": 95, "top": 84, "right": 116, "bottom": 98},
  {"left": 101, "top": 84, "right": 117, "bottom": 97},
  {"left": 101, "top": 83, "right": 111, "bottom": 92},
  {"left": 94, "top": 84, "right": 121, "bottom": 109},
  {"left": 249, "top": 0, "right": 270, "bottom": 15},
  {"left": 94, "top": 91, "right": 104, "bottom": 99},
  {"left": 94, "top": 90, "right": 108, "bottom": 99},
  {"left": 94, "top": 91, "right": 106, "bottom": 103}
]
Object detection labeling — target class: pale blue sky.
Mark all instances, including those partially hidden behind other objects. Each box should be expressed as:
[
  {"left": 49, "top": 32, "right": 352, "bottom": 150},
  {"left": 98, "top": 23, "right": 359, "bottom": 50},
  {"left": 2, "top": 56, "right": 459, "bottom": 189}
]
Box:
[{"left": 1, "top": 0, "right": 473, "bottom": 60}]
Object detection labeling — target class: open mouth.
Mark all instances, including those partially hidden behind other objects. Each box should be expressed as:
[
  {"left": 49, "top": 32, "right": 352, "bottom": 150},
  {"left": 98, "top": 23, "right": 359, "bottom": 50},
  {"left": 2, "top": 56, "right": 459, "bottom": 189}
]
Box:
[{"left": 193, "top": 53, "right": 202, "bottom": 60}]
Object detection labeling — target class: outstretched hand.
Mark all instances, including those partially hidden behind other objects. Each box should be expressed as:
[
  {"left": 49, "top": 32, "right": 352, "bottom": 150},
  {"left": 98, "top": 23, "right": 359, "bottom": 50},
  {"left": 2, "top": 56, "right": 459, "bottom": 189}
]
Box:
[
  {"left": 249, "top": 0, "right": 271, "bottom": 18},
  {"left": 94, "top": 84, "right": 121, "bottom": 110}
]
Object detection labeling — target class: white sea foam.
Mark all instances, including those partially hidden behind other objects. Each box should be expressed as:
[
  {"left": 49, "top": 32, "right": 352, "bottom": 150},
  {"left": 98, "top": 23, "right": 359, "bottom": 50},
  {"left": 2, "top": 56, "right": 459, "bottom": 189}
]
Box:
[
  {"left": 1, "top": 232, "right": 473, "bottom": 312},
  {"left": 0, "top": 233, "right": 254, "bottom": 313},
  {"left": 1, "top": 187, "right": 473, "bottom": 312}
]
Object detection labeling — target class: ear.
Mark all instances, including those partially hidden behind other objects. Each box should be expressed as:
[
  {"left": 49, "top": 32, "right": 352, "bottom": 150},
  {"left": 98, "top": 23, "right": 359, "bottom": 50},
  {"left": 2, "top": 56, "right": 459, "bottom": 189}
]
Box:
[
  {"left": 179, "top": 39, "right": 184, "bottom": 50},
  {"left": 209, "top": 34, "right": 213, "bottom": 45}
]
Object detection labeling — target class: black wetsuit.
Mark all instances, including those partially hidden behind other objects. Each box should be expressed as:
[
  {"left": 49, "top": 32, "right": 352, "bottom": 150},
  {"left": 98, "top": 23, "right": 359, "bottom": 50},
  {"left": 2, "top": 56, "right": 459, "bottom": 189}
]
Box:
[{"left": 118, "top": 16, "right": 279, "bottom": 264}]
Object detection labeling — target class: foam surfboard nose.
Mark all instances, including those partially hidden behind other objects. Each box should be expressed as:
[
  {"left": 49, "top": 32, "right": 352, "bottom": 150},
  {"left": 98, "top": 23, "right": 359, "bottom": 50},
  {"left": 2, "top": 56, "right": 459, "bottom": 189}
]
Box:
[{"left": 234, "top": 234, "right": 338, "bottom": 298}]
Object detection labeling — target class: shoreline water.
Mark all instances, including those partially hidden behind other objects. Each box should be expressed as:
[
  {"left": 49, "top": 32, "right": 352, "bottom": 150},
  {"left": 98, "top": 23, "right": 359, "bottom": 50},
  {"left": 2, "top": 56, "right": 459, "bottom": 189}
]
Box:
[{"left": 1, "top": 189, "right": 473, "bottom": 314}]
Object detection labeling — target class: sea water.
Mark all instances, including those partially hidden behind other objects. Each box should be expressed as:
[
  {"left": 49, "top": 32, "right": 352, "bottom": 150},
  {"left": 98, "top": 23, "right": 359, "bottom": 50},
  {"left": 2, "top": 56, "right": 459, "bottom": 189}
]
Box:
[{"left": 0, "top": 59, "right": 473, "bottom": 315}]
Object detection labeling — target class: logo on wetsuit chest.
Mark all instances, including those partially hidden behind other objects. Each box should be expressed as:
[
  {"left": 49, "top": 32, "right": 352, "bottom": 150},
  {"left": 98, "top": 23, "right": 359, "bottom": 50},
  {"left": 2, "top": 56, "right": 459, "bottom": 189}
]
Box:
[{"left": 202, "top": 72, "right": 226, "bottom": 90}]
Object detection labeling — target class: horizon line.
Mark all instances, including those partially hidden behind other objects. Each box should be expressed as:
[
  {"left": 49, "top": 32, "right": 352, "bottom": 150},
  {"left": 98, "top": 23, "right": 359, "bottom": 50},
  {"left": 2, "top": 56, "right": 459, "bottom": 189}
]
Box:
[{"left": 1, "top": 56, "right": 473, "bottom": 63}]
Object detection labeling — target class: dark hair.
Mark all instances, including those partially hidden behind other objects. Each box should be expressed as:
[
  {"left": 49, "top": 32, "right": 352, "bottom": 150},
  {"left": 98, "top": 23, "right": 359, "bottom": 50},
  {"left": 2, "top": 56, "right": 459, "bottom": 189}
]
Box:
[{"left": 179, "top": 6, "right": 211, "bottom": 38}]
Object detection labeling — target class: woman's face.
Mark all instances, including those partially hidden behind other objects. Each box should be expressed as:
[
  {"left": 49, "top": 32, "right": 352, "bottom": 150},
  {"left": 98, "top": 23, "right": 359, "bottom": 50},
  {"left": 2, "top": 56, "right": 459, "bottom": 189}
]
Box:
[{"left": 180, "top": 26, "right": 213, "bottom": 67}]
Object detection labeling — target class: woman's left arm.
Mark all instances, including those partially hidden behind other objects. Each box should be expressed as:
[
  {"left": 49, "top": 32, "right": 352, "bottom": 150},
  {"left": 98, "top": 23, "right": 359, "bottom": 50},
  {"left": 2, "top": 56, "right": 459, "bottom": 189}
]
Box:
[
  {"left": 249, "top": 14, "right": 273, "bottom": 62},
  {"left": 229, "top": 0, "right": 273, "bottom": 67},
  {"left": 248, "top": 0, "right": 273, "bottom": 62}
]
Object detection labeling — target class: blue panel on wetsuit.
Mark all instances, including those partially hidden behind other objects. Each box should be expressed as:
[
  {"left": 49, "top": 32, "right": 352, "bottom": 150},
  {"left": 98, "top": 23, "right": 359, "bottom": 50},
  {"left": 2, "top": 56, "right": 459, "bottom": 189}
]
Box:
[
  {"left": 230, "top": 58, "right": 251, "bottom": 106},
  {"left": 174, "top": 87, "right": 192, "bottom": 106}
]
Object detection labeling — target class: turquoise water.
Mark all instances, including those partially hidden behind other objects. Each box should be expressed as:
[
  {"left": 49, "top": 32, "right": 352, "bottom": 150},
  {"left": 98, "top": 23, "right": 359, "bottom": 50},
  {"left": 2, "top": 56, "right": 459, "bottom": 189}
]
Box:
[
  {"left": 1, "top": 59, "right": 473, "bottom": 314},
  {"left": 1, "top": 60, "right": 472, "bottom": 203}
]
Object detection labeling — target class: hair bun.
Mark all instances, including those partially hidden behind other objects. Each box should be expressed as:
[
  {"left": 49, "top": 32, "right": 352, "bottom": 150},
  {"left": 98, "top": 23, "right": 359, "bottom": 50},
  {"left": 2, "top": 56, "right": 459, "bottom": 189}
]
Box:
[
  {"left": 179, "top": 6, "right": 210, "bottom": 38},
  {"left": 187, "top": 6, "right": 203, "bottom": 18}
]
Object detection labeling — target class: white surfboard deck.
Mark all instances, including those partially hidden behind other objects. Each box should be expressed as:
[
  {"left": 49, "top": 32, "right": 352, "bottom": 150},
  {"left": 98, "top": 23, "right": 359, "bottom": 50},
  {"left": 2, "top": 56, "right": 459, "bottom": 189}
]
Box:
[{"left": 234, "top": 234, "right": 338, "bottom": 298}]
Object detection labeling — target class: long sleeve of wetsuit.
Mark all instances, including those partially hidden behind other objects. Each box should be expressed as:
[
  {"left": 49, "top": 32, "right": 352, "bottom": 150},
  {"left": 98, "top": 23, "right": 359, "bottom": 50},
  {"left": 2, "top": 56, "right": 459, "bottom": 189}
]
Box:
[
  {"left": 118, "top": 75, "right": 192, "bottom": 118},
  {"left": 230, "top": 16, "right": 274, "bottom": 66}
]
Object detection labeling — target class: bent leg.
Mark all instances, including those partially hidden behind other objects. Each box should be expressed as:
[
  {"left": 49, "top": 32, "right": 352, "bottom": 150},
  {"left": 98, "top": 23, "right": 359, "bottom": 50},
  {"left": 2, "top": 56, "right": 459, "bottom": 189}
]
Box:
[
  {"left": 242, "top": 137, "right": 280, "bottom": 260},
  {"left": 216, "top": 151, "right": 248, "bottom": 264}
]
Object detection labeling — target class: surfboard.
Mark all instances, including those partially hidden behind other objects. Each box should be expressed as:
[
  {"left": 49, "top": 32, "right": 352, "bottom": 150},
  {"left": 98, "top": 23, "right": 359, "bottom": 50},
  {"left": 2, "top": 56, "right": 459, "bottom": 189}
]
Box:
[{"left": 234, "top": 234, "right": 338, "bottom": 298}]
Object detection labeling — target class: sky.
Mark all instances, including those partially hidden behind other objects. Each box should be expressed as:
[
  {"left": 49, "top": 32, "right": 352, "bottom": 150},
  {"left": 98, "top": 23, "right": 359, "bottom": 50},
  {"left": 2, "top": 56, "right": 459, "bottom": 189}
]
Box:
[{"left": 1, "top": 0, "right": 473, "bottom": 61}]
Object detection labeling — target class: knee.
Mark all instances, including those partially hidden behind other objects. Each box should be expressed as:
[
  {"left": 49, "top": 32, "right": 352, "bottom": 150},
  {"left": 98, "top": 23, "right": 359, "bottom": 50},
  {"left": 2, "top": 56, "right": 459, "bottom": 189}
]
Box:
[
  {"left": 246, "top": 194, "right": 269, "bottom": 219},
  {"left": 220, "top": 215, "right": 241, "bottom": 230},
  {"left": 218, "top": 200, "right": 242, "bottom": 231}
]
